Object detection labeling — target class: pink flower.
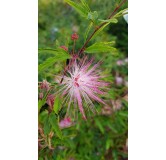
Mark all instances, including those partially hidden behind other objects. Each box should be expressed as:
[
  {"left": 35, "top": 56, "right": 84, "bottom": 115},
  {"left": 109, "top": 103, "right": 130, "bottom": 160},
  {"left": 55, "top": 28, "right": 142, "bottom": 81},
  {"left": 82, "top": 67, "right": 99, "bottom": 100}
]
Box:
[
  {"left": 58, "top": 57, "right": 109, "bottom": 120},
  {"left": 116, "top": 60, "right": 124, "bottom": 66},
  {"left": 59, "top": 117, "right": 72, "bottom": 128},
  {"left": 115, "top": 76, "right": 123, "bottom": 86}
]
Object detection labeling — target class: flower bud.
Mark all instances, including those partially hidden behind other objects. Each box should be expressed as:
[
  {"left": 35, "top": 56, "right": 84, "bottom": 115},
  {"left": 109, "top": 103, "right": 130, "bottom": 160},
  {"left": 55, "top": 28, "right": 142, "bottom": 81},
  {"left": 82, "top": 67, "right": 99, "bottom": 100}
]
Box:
[
  {"left": 115, "top": 76, "right": 123, "bottom": 86},
  {"left": 40, "top": 80, "right": 50, "bottom": 91},
  {"left": 46, "top": 94, "right": 55, "bottom": 107},
  {"left": 39, "top": 92, "right": 43, "bottom": 99},
  {"left": 71, "top": 33, "right": 79, "bottom": 40},
  {"left": 60, "top": 45, "right": 68, "bottom": 51}
]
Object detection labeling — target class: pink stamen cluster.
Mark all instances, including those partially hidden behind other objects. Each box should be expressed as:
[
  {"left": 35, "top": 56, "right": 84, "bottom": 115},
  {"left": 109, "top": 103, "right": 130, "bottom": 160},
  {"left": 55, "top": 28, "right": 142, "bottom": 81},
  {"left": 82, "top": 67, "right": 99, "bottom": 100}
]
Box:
[{"left": 59, "top": 57, "right": 109, "bottom": 120}]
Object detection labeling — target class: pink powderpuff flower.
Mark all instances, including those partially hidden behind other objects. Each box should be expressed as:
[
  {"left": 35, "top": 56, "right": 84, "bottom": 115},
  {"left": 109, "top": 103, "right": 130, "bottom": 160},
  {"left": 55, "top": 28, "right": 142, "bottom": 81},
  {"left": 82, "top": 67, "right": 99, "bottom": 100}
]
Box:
[
  {"left": 58, "top": 56, "right": 109, "bottom": 120},
  {"left": 59, "top": 117, "right": 72, "bottom": 128}
]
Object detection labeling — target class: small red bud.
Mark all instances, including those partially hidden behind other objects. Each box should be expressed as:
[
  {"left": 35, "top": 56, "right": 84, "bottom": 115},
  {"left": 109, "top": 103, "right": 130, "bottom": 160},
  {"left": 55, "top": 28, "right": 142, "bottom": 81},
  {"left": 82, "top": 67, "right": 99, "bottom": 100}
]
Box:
[
  {"left": 71, "top": 33, "right": 79, "bottom": 40},
  {"left": 60, "top": 45, "right": 68, "bottom": 51}
]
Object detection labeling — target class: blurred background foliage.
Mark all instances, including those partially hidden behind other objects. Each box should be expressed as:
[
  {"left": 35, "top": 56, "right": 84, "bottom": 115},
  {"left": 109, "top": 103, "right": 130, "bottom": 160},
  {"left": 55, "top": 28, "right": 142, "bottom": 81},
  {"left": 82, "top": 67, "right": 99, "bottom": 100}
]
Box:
[{"left": 38, "top": 0, "right": 128, "bottom": 159}]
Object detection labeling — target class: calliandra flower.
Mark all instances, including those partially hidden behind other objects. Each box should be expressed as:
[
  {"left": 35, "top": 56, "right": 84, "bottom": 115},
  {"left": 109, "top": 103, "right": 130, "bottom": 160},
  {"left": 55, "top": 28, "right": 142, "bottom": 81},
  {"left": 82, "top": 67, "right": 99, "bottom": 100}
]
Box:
[
  {"left": 58, "top": 56, "right": 109, "bottom": 120},
  {"left": 59, "top": 117, "right": 72, "bottom": 129}
]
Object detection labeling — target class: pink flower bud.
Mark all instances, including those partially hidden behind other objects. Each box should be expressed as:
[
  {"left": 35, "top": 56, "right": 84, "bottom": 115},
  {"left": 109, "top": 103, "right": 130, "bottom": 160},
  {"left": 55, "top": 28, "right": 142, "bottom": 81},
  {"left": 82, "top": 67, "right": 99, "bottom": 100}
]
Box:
[
  {"left": 46, "top": 94, "right": 55, "bottom": 107},
  {"left": 60, "top": 46, "right": 68, "bottom": 51},
  {"left": 40, "top": 80, "right": 50, "bottom": 91},
  {"left": 39, "top": 92, "right": 43, "bottom": 99},
  {"left": 71, "top": 33, "right": 79, "bottom": 40},
  {"left": 116, "top": 60, "right": 124, "bottom": 66},
  {"left": 115, "top": 76, "right": 123, "bottom": 85}
]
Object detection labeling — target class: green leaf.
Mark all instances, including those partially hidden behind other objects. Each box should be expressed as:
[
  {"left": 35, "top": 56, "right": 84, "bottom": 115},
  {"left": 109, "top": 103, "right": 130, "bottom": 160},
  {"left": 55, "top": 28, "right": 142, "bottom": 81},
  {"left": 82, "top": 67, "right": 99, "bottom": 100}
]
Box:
[
  {"left": 87, "top": 11, "right": 98, "bottom": 22},
  {"left": 112, "top": 150, "right": 118, "bottom": 160},
  {"left": 53, "top": 95, "right": 61, "bottom": 114},
  {"left": 38, "top": 53, "right": 70, "bottom": 72},
  {"left": 44, "top": 115, "right": 51, "bottom": 135},
  {"left": 91, "top": 18, "right": 118, "bottom": 40},
  {"left": 118, "top": 117, "right": 127, "bottom": 128},
  {"left": 85, "top": 41, "right": 117, "bottom": 54},
  {"left": 113, "top": 8, "right": 128, "bottom": 18},
  {"left": 109, "top": 88, "right": 117, "bottom": 100},
  {"left": 95, "top": 118, "right": 104, "bottom": 134},
  {"left": 38, "top": 90, "right": 50, "bottom": 112},
  {"left": 118, "top": 111, "right": 128, "bottom": 118},
  {"left": 106, "top": 139, "right": 113, "bottom": 150},
  {"left": 91, "top": 22, "right": 110, "bottom": 40},
  {"left": 38, "top": 100, "right": 43, "bottom": 112},
  {"left": 49, "top": 113, "right": 63, "bottom": 139},
  {"left": 98, "top": 18, "right": 118, "bottom": 23},
  {"left": 65, "top": 0, "right": 88, "bottom": 18},
  {"left": 122, "top": 99, "right": 128, "bottom": 107},
  {"left": 38, "top": 110, "right": 48, "bottom": 123},
  {"left": 84, "top": 21, "right": 93, "bottom": 42},
  {"left": 108, "top": 124, "right": 118, "bottom": 133},
  {"left": 80, "top": 0, "right": 91, "bottom": 12},
  {"left": 55, "top": 40, "right": 60, "bottom": 48},
  {"left": 38, "top": 48, "right": 68, "bottom": 55}
]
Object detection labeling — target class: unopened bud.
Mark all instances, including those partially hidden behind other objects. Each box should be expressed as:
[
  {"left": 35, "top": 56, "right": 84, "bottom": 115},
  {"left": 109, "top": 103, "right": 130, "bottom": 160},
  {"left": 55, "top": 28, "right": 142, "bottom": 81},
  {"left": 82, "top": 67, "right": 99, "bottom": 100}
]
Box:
[
  {"left": 60, "top": 45, "right": 68, "bottom": 51},
  {"left": 71, "top": 33, "right": 79, "bottom": 40}
]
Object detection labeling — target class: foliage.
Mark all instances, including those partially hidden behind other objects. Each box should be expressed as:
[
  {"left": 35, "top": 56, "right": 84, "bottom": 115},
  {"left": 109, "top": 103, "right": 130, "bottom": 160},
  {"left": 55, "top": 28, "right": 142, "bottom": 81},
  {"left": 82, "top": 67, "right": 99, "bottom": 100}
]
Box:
[{"left": 38, "top": 0, "right": 128, "bottom": 159}]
